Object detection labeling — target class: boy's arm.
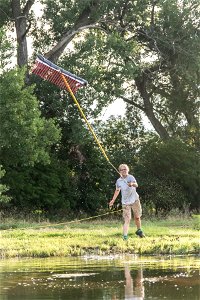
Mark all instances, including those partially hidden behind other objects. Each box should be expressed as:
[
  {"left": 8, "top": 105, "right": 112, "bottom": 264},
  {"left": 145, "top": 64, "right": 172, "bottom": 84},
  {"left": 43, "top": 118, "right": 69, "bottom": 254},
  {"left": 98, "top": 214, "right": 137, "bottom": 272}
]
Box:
[
  {"left": 128, "top": 181, "right": 138, "bottom": 187},
  {"left": 128, "top": 176, "right": 138, "bottom": 187},
  {"left": 109, "top": 189, "right": 120, "bottom": 207}
]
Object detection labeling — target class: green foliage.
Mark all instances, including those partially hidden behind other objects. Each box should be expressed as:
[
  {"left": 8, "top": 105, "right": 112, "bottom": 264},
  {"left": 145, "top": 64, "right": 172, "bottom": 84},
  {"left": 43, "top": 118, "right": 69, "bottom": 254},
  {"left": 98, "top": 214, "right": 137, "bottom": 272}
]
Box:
[
  {"left": 36, "top": 0, "right": 103, "bottom": 51},
  {"left": 1, "top": 73, "right": 113, "bottom": 216},
  {"left": 0, "top": 165, "right": 11, "bottom": 204},
  {"left": 0, "top": 27, "right": 13, "bottom": 69},
  {"left": 136, "top": 138, "right": 200, "bottom": 211},
  {"left": 0, "top": 0, "right": 12, "bottom": 27},
  {"left": 59, "top": 0, "right": 200, "bottom": 146},
  {"left": 3, "top": 159, "right": 74, "bottom": 213},
  {"left": 29, "top": 74, "right": 113, "bottom": 216},
  {"left": 2, "top": 146, "right": 112, "bottom": 217},
  {"left": 1, "top": 0, "right": 199, "bottom": 217},
  {"left": 140, "top": 176, "right": 187, "bottom": 214},
  {"left": 97, "top": 115, "right": 144, "bottom": 166},
  {"left": 0, "top": 68, "right": 61, "bottom": 166}
]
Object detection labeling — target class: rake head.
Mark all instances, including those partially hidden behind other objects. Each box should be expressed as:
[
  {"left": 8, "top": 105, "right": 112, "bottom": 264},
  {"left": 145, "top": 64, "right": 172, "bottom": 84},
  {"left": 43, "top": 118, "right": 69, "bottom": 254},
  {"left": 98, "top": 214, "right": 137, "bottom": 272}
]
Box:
[{"left": 32, "top": 54, "right": 88, "bottom": 94}]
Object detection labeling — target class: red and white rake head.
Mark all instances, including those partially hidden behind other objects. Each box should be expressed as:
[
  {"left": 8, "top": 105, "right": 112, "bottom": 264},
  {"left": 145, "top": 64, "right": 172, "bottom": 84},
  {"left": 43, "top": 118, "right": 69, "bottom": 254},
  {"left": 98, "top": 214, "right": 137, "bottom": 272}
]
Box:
[{"left": 32, "top": 54, "right": 88, "bottom": 94}]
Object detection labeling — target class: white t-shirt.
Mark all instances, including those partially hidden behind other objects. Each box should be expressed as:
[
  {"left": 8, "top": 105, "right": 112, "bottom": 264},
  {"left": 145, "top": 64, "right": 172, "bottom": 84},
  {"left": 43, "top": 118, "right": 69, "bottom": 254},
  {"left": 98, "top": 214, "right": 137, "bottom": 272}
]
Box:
[{"left": 116, "top": 174, "right": 139, "bottom": 205}]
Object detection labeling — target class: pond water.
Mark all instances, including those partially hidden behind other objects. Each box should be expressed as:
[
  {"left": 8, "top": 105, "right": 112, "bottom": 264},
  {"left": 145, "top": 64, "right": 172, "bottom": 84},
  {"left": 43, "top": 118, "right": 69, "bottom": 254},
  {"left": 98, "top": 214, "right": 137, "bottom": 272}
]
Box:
[{"left": 0, "top": 255, "right": 199, "bottom": 300}]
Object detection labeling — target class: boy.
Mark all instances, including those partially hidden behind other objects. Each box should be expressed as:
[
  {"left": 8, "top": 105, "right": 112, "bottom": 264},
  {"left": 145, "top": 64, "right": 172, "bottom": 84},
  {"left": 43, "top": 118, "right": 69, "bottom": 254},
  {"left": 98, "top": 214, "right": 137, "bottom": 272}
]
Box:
[{"left": 109, "top": 164, "right": 145, "bottom": 240}]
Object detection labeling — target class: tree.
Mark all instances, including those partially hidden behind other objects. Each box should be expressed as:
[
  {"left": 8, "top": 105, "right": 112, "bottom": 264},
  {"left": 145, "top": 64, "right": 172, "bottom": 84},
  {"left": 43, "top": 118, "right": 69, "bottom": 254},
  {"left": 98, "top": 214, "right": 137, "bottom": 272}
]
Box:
[
  {"left": 0, "top": 165, "right": 11, "bottom": 204},
  {"left": 135, "top": 138, "right": 200, "bottom": 212},
  {"left": 0, "top": 0, "right": 12, "bottom": 27},
  {"left": 33, "top": 82, "right": 114, "bottom": 215},
  {"left": 0, "top": 67, "right": 61, "bottom": 167},
  {"left": 0, "top": 27, "right": 13, "bottom": 69},
  {"left": 2, "top": 1, "right": 199, "bottom": 142},
  {"left": 1, "top": 0, "right": 102, "bottom": 68},
  {"left": 97, "top": 115, "right": 145, "bottom": 167},
  {"left": 66, "top": 0, "right": 199, "bottom": 144},
  {"left": 1, "top": 0, "right": 199, "bottom": 215}
]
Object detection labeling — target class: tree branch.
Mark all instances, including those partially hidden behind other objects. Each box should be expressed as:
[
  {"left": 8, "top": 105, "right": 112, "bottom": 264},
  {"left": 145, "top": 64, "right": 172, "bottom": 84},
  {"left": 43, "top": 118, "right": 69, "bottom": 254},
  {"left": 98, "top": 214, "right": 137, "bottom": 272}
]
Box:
[
  {"left": 120, "top": 96, "right": 145, "bottom": 111},
  {"left": 45, "top": 25, "right": 105, "bottom": 62},
  {"left": 135, "top": 73, "right": 170, "bottom": 140},
  {"left": 45, "top": 0, "right": 102, "bottom": 62},
  {"left": 118, "top": 0, "right": 130, "bottom": 28},
  {"left": 23, "top": 0, "right": 35, "bottom": 17}
]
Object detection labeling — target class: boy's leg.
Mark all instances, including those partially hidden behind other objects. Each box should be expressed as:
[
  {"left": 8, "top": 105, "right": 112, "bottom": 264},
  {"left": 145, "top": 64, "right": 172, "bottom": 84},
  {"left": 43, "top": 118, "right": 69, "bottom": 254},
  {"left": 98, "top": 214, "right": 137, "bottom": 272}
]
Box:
[
  {"left": 132, "top": 199, "right": 142, "bottom": 228},
  {"left": 122, "top": 205, "right": 131, "bottom": 239},
  {"left": 132, "top": 200, "right": 145, "bottom": 238},
  {"left": 134, "top": 215, "right": 141, "bottom": 229}
]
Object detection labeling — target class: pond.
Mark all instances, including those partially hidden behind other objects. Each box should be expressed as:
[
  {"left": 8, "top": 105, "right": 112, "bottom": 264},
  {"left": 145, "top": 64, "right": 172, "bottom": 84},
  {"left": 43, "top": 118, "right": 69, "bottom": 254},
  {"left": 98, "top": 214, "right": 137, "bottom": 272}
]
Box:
[{"left": 0, "top": 255, "right": 199, "bottom": 300}]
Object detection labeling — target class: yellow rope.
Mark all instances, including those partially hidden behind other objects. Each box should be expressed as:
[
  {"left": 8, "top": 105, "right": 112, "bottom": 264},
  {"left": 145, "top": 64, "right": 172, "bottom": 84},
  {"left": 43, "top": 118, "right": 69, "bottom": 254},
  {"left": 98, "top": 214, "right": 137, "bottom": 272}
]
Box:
[
  {"left": 61, "top": 74, "right": 120, "bottom": 175},
  {"left": 1, "top": 209, "right": 123, "bottom": 232}
]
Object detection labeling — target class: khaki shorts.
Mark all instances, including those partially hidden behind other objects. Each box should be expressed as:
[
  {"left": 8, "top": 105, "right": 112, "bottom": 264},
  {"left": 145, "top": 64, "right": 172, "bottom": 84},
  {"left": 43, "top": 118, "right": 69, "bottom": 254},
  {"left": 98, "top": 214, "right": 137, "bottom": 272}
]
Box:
[{"left": 122, "top": 200, "right": 142, "bottom": 221}]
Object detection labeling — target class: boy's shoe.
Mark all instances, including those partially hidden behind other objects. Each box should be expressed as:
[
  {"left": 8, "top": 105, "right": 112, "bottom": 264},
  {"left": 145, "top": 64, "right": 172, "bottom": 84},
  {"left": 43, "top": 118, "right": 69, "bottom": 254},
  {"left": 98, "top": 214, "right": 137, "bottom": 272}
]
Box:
[
  {"left": 123, "top": 235, "right": 128, "bottom": 240},
  {"left": 135, "top": 229, "right": 145, "bottom": 238}
]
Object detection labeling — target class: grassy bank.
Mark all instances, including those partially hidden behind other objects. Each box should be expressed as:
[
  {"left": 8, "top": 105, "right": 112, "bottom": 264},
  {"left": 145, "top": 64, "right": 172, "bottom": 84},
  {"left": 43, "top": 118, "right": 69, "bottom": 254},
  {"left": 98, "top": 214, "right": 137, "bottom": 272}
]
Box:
[{"left": 0, "top": 216, "right": 199, "bottom": 258}]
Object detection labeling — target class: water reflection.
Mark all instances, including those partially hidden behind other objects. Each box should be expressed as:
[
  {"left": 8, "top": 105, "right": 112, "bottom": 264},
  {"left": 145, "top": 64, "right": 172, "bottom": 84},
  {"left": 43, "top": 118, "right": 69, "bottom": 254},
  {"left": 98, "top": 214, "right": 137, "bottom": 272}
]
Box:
[
  {"left": 0, "top": 255, "right": 199, "bottom": 300},
  {"left": 124, "top": 266, "right": 144, "bottom": 300},
  {"left": 111, "top": 265, "right": 144, "bottom": 300}
]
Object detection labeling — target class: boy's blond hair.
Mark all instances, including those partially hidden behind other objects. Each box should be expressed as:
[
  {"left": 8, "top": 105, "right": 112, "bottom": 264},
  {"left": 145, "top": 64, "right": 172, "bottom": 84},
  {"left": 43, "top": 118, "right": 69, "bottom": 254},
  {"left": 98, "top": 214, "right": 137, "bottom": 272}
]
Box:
[{"left": 118, "top": 164, "right": 129, "bottom": 172}]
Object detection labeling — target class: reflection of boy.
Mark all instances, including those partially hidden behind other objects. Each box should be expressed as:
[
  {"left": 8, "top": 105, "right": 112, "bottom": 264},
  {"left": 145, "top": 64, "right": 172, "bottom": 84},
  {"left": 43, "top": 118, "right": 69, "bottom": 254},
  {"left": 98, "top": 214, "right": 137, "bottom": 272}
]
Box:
[{"left": 125, "top": 266, "right": 144, "bottom": 300}]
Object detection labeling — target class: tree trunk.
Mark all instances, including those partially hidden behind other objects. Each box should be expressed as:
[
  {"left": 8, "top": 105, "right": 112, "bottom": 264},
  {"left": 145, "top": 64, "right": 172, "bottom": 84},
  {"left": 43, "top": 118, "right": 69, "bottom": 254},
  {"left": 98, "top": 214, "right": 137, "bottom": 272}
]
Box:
[
  {"left": 11, "top": 0, "right": 35, "bottom": 68},
  {"left": 45, "top": 0, "right": 101, "bottom": 62},
  {"left": 135, "top": 73, "right": 170, "bottom": 140},
  {"left": 46, "top": 25, "right": 101, "bottom": 63}
]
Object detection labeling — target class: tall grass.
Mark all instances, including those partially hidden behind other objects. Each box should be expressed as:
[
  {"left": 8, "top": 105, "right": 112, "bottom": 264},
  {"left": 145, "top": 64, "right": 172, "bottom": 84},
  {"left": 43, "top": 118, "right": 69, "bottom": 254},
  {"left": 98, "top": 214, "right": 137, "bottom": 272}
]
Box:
[{"left": 0, "top": 215, "right": 199, "bottom": 258}]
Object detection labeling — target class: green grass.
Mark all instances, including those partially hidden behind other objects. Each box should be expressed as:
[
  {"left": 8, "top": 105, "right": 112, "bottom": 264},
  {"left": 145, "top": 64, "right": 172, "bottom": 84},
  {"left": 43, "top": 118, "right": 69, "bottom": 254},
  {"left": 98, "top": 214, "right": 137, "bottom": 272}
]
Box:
[{"left": 0, "top": 216, "right": 199, "bottom": 258}]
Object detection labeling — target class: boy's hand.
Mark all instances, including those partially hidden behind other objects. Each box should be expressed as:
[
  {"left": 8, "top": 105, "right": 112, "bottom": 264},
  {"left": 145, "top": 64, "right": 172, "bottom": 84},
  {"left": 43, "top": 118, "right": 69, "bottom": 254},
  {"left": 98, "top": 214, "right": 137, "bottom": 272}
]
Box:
[{"left": 128, "top": 182, "right": 137, "bottom": 187}]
